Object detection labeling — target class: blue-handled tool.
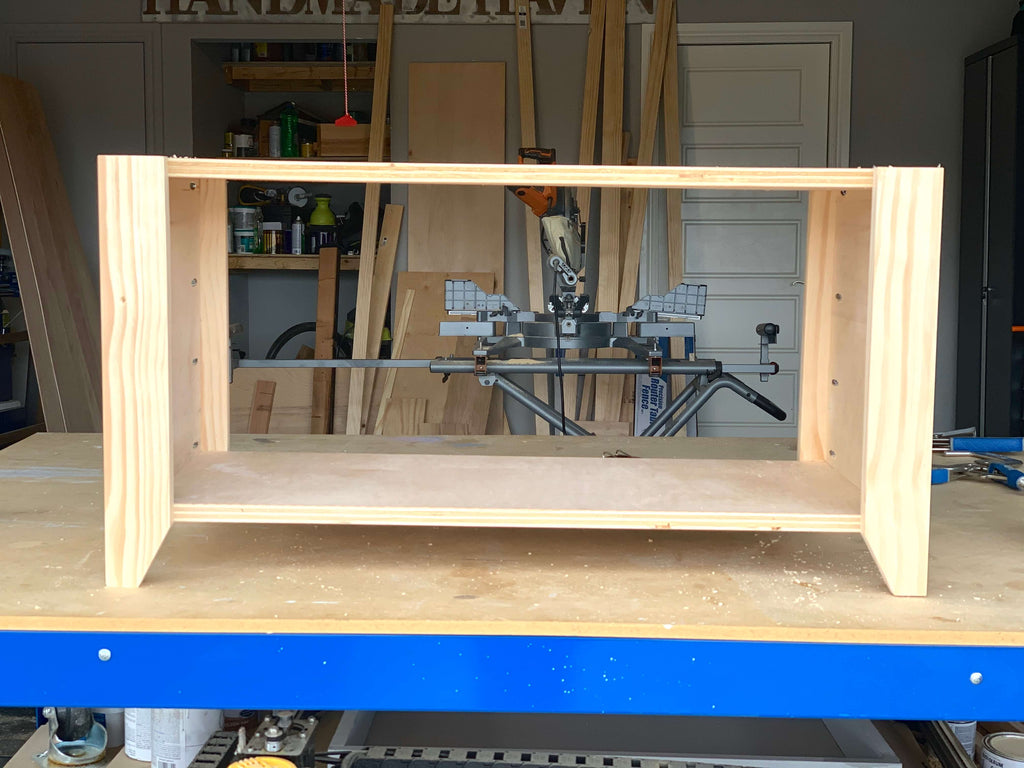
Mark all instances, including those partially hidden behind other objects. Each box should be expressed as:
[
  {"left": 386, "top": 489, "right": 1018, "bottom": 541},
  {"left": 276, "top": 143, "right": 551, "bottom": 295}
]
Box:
[
  {"left": 932, "top": 463, "right": 988, "bottom": 485},
  {"left": 988, "top": 462, "right": 1024, "bottom": 491},
  {"left": 936, "top": 437, "right": 1024, "bottom": 453}
]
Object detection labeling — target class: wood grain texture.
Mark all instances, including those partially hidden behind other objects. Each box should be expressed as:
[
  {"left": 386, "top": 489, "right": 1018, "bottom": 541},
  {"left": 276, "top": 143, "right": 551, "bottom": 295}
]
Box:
[
  {"left": 168, "top": 178, "right": 230, "bottom": 470},
  {"left": 229, "top": 368, "right": 350, "bottom": 435},
  {"left": 345, "top": 3, "right": 394, "bottom": 434},
  {"left": 861, "top": 168, "right": 944, "bottom": 597},
  {"left": 311, "top": 247, "right": 339, "bottom": 434},
  {"left": 0, "top": 75, "right": 101, "bottom": 431},
  {"left": 619, "top": 0, "right": 674, "bottom": 310},
  {"left": 247, "top": 380, "right": 276, "bottom": 434},
  {"left": 798, "top": 189, "right": 871, "bottom": 489},
  {"left": 11, "top": 433, "right": 1024, "bottom": 637},
  {"left": 99, "top": 155, "right": 173, "bottom": 588},
  {"left": 174, "top": 450, "right": 860, "bottom": 532},
  {"left": 381, "top": 397, "right": 428, "bottom": 436},
  {"left": 165, "top": 157, "right": 878, "bottom": 190},
  {"left": 407, "top": 63, "right": 505, "bottom": 287},
  {"left": 228, "top": 254, "right": 359, "bottom": 271},
  {"left": 354, "top": 204, "right": 403, "bottom": 433},
  {"left": 388, "top": 272, "right": 494, "bottom": 429},
  {"left": 374, "top": 288, "right": 415, "bottom": 435},
  {"left": 575, "top": 0, "right": 606, "bottom": 229}
]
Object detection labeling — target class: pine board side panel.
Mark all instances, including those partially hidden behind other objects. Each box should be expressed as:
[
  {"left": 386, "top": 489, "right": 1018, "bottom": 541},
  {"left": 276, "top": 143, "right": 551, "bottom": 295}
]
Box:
[
  {"left": 168, "top": 177, "right": 229, "bottom": 470},
  {"left": 861, "top": 167, "right": 944, "bottom": 597},
  {"left": 99, "top": 155, "right": 173, "bottom": 588},
  {"left": 311, "top": 247, "right": 339, "bottom": 434}
]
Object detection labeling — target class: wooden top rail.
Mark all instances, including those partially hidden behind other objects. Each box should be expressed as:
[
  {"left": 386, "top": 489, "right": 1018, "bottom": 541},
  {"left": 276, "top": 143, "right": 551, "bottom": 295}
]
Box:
[{"left": 156, "top": 157, "right": 881, "bottom": 189}]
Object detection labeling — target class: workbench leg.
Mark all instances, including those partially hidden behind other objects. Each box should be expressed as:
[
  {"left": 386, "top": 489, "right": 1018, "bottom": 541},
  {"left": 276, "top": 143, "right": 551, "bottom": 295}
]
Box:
[
  {"left": 861, "top": 167, "right": 943, "bottom": 597},
  {"left": 100, "top": 156, "right": 174, "bottom": 588}
]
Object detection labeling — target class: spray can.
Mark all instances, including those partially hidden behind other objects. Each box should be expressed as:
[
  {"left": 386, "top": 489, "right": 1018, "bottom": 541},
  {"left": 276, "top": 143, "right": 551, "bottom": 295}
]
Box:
[
  {"left": 125, "top": 708, "right": 153, "bottom": 761},
  {"left": 291, "top": 216, "right": 305, "bottom": 255},
  {"left": 151, "top": 709, "right": 222, "bottom": 768}
]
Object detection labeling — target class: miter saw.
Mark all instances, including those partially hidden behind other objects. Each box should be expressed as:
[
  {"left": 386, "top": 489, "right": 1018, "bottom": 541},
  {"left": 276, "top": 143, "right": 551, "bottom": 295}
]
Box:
[
  {"left": 432, "top": 146, "right": 789, "bottom": 436},
  {"left": 233, "top": 148, "right": 789, "bottom": 437}
]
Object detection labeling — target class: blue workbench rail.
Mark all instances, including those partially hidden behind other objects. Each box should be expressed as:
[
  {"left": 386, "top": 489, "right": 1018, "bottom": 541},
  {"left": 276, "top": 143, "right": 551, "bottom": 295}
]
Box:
[{"left": 1, "top": 631, "right": 1021, "bottom": 719}]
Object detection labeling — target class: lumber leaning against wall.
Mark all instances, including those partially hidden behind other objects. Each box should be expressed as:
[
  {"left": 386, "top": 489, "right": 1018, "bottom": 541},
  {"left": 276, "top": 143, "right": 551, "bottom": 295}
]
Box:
[{"left": 0, "top": 75, "right": 101, "bottom": 432}]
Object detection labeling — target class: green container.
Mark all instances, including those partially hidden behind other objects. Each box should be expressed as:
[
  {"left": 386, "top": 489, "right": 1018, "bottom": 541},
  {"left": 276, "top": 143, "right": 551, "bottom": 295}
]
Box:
[
  {"left": 280, "top": 102, "right": 299, "bottom": 158},
  {"left": 309, "top": 195, "right": 336, "bottom": 226}
]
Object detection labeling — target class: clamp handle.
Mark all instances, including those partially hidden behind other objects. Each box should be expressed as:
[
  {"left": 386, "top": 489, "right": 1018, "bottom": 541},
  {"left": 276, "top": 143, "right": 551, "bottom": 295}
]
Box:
[{"left": 990, "top": 463, "right": 1024, "bottom": 490}]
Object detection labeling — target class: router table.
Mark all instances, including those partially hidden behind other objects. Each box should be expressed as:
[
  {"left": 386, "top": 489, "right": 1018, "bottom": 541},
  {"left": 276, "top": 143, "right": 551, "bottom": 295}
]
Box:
[{"left": 0, "top": 433, "right": 1022, "bottom": 718}]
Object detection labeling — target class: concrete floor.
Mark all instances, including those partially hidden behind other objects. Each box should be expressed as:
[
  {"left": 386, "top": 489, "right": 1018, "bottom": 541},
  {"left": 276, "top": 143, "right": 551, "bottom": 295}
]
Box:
[{"left": 0, "top": 709, "right": 36, "bottom": 768}]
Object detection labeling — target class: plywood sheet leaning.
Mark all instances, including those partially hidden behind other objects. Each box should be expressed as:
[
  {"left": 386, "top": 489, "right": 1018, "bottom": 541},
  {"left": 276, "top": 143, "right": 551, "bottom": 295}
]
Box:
[
  {"left": 0, "top": 74, "right": 101, "bottom": 431},
  {"left": 388, "top": 271, "right": 494, "bottom": 433},
  {"left": 407, "top": 63, "right": 505, "bottom": 287},
  {"left": 345, "top": 0, "right": 395, "bottom": 435}
]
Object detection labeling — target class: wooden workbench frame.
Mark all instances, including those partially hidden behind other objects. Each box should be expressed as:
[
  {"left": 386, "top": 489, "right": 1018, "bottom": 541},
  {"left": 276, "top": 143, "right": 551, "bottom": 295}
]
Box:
[{"left": 98, "top": 157, "right": 943, "bottom": 594}]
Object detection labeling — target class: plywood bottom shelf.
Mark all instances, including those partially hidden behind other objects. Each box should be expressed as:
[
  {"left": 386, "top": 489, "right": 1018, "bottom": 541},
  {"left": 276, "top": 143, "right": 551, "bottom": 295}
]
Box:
[{"left": 173, "top": 450, "right": 861, "bottom": 531}]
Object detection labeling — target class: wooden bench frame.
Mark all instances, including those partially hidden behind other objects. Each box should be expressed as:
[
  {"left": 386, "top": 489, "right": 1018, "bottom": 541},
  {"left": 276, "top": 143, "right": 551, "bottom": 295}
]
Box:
[{"left": 99, "top": 157, "right": 943, "bottom": 594}]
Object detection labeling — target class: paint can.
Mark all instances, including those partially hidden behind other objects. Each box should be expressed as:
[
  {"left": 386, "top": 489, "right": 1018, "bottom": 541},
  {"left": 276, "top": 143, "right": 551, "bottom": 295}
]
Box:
[
  {"left": 93, "top": 708, "right": 125, "bottom": 749},
  {"left": 981, "top": 732, "right": 1024, "bottom": 768},
  {"left": 233, "top": 229, "right": 256, "bottom": 254},
  {"left": 124, "top": 708, "right": 153, "bottom": 761},
  {"left": 150, "top": 709, "right": 222, "bottom": 768},
  {"left": 948, "top": 721, "right": 977, "bottom": 758}
]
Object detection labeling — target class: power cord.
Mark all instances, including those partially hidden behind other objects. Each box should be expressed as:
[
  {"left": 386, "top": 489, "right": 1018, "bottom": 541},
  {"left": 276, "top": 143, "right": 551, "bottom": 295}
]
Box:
[{"left": 551, "top": 273, "right": 568, "bottom": 436}]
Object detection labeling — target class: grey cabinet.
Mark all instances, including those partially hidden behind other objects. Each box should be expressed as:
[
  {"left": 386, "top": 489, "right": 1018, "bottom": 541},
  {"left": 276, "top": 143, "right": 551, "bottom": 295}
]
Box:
[{"left": 958, "top": 37, "right": 1024, "bottom": 436}]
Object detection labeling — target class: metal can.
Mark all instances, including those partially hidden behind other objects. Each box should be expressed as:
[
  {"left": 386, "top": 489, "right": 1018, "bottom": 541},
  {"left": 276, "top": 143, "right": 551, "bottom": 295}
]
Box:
[
  {"left": 300, "top": 141, "right": 315, "bottom": 157},
  {"left": 949, "top": 721, "right": 977, "bottom": 758},
  {"left": 982, "top": 733, "right": 1024, "bottom": 768}
]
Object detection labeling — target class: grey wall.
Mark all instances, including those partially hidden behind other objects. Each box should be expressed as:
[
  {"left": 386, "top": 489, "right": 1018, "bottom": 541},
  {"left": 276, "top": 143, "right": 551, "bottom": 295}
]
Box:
[{"left": 0, "top": 0, "right": 1019, "bottom": 429}]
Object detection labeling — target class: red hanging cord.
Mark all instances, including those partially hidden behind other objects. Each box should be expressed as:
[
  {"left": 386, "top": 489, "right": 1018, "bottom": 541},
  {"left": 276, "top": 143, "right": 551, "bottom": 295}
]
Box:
[{"left": 335, "top": 0, "right": 357, "bottom": 126}]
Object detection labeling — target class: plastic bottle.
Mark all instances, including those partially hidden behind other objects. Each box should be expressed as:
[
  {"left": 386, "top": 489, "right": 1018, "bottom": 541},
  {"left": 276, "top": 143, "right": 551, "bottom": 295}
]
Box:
[
  {"left": 309, "top": 195, "right": 336, "bottom": 226},
  {"left": 280, "top": 102, "right": 299, "bottom": 158},
  {"left": 291, "top": 216, "right": 305, "bottom": 255}
]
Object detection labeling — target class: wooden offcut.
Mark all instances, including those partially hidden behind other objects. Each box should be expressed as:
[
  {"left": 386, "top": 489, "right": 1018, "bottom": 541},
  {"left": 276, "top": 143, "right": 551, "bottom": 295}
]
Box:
[
  {"left": 663, "top": 26, "right": 685, "bottom": 397},
  {"left": 373, "top": 288, "right": 415, "bottom": 435},
  {"left": 247, "top": 380, "right": 277, "bottom": 434},
  {"left": 346, "top": 0, "right": 394, "bottom": 435},
  {"left": 619, "top": 0, "right": 675, "bottom": 310},
  {"left": 98, "top": 157, "right": 944, "bottom": 595},
  {"left": 389, "top": 271, "right": 494, "bottom": 431},
  {"left": 0, "top": 74, "right": 101, "bottom": 432},
  {"left": 311, "top": 247, "right": 339, "bottom": 435},
  {"left": 356, "top": 204, "right": 404, "bottom": 433},
  {"left": 576, "top": 0, "right": 606, "bottom": 230},
  {"left": 593, "top": 0, "right": 627, "bottom": 425}
]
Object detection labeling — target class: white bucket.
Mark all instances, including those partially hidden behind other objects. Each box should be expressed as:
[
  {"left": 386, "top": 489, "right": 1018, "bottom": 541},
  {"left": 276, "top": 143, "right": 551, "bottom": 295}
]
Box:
[
  {"left": 151, "top": 709, "right": 223, "bottom": 768},
  {"left": 982, "top": 733, "right": 1024, "bottom": 768},
  {"left": 125, "top": 708, "right": 153, "bottom": 761},
  {"left": 229, "top": 207, "right": 257, "bottom": 231},
  {"left": 94, "top": 708, "right": 125, "bottom": 748}
]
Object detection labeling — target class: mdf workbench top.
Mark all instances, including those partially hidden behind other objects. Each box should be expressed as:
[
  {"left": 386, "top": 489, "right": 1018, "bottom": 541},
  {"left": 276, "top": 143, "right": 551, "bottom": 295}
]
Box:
[{"left": 1, "top": 433, "right": 1022, "bottom": 646}]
